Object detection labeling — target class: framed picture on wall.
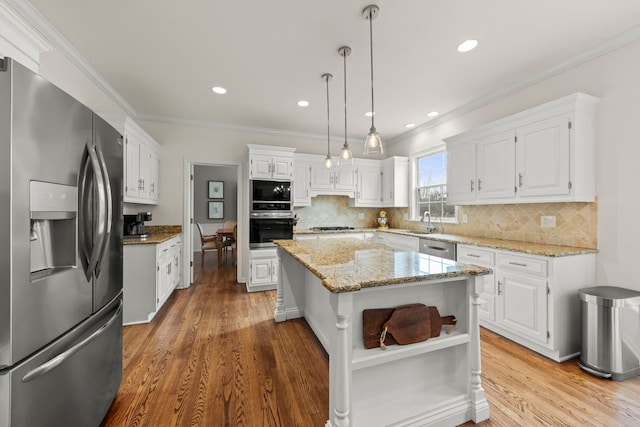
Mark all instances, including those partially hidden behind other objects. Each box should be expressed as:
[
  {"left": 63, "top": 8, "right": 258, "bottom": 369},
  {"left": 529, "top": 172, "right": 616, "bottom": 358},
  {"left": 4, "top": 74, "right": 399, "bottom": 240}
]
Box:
[
  {"left": 208, "top": 181, "right": 224, "bottom": 199},
  {"left": 208, "top": 201, "right": 224, "bottom": 219}
]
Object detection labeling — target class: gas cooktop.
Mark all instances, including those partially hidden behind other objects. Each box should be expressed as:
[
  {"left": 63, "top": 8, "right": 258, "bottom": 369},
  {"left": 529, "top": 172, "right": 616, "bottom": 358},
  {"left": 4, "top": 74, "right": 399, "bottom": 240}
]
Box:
[{"left": 311, "top": 226, "right": 355, "bottom": 231}]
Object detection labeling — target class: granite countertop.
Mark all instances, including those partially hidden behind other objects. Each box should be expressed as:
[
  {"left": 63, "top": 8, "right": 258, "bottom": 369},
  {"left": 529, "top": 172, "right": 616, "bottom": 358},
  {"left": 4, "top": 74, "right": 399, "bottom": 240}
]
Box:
[
  {"left": 379, "top": 230, "right": 597, "bottom": 257},
  {"left": 123, "top": 231, "right": 182, "bottom": 245},
  {"left": 122, "top": 225, "right": 182, "bottom": 245},
  {"left": 294, "top": 227, "right": 596, "bottom": 257},
  {"left": 274, "top": 238, "right": 492, "bottom": 293},
  {"left": 294, "top": 228, "right": 378, "bottom": 235}
]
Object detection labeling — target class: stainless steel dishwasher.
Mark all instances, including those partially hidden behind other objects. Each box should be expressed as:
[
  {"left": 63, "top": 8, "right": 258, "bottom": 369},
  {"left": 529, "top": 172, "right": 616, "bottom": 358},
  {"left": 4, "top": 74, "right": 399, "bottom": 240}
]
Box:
[{"left": 419, "top": 238, "right": 456, "bottom": 260}]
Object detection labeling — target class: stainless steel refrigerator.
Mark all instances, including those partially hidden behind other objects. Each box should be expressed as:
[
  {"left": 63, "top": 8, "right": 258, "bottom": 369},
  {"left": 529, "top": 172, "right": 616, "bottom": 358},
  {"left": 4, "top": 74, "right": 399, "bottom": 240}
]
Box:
[{"left": 0, "top": 57, "right": 123, "bottom": 426}]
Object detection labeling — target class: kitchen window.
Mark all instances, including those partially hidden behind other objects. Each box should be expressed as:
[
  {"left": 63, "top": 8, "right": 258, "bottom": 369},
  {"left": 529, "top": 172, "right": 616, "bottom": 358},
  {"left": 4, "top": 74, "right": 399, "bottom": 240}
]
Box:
[{"left": 410, "top": 144, "right": 457, "bottom": 222}]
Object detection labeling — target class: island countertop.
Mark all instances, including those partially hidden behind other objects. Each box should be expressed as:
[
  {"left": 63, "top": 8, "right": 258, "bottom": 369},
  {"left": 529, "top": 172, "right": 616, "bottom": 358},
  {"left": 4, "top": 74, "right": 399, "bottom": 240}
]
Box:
[{"left": 274, "top": 237, "right": 491, "bottom": 293}]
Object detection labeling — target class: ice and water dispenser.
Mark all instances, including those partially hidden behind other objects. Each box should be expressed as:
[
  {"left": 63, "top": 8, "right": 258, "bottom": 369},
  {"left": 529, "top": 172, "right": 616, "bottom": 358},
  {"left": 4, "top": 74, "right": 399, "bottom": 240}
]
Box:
[{"left": 29, "top": 180, "right": 77, "bottom": 279}]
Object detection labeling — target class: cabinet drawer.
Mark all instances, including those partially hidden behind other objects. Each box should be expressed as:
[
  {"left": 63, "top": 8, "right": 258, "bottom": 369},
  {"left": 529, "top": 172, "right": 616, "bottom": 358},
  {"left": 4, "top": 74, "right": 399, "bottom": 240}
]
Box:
[
  {"left": 497, "top": 253, "right": 547, "bottom": 277},
  {"left": 457, "top": 246, "right": 495, "bottom": 265}
]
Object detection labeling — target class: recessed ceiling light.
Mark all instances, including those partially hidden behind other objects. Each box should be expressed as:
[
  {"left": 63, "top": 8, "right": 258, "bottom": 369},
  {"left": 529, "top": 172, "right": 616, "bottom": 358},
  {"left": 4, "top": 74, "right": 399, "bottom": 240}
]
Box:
[
  {"left": 427, "top": 111, "right": 440, "bottom": 117},
  {"left": 365, "top": 111, "right": 375, "bottom": 117},
  {"left": 457, "top": 39, "right": 478, "bottom": 53},
  {"left": 212, "top": 86, "right": 227, "bottom": 94},
  {"left": 404, "top": 123, "right": 416, "bottom": 128},
  {"left": 297, "top": 100, "right": 309, "bottom": 107}
]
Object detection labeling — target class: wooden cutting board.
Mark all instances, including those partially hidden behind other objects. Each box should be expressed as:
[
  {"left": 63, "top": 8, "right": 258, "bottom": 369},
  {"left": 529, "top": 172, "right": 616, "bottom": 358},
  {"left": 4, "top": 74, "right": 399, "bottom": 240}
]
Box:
[
  {"left": 362, "top": 303, "right": 457, "bottom": 349},
  {"left": 383, "top": 305, "right": 431, "bottom": 345}
]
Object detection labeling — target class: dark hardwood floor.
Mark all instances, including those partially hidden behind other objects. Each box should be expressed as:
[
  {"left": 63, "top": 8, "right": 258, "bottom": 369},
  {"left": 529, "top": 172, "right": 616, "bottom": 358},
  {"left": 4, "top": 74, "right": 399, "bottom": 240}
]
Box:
[{"left": 101, "top": 255, "right": 640, "bottom": 426}]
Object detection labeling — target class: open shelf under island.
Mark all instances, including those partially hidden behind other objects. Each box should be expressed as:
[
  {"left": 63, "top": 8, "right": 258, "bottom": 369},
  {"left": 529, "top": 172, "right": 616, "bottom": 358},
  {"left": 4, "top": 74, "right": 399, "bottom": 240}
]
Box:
[{"left": 273, "top": 238, "right": 493, "bottom": 427}]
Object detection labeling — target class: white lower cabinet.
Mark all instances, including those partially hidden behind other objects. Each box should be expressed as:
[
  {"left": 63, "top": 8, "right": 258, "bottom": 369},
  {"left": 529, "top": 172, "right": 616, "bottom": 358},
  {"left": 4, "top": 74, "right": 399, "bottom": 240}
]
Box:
[
  {"left": 380, "top": 232, "right": 419, "bottom": 252},
  {"left": 457, "top": 245, "right": 496, "bottom": 322},
  {"left": 457, "top": 244, "right": 595, "bottom": 362},
  {"left": 248, "top": 248, "right": 279, "bottom": 292},
  {"left": 123, "top": 235, "right": 182, "bottom": 325}
]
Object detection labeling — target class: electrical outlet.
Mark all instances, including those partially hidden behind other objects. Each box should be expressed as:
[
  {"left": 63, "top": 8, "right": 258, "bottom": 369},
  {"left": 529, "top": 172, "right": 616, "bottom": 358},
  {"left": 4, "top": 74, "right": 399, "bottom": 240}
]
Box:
[
  {"left": 462, "top": 214, "right": 468, "bottom": 223},
  {"left": 358, "top": 213, "right": 365, "bottom": 220},
  {"left": 541, "top": 215, "right": 556, "bottom": 228},
  {"left": 403, "top": 213, "right": 408, "bottom": 220}
]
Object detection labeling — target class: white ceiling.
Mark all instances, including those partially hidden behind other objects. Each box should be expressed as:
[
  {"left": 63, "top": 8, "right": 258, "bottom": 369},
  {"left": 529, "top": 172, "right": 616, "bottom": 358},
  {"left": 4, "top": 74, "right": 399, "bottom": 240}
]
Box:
[{"left": 14, "top": 0, "right": 640, "bottom": 144}]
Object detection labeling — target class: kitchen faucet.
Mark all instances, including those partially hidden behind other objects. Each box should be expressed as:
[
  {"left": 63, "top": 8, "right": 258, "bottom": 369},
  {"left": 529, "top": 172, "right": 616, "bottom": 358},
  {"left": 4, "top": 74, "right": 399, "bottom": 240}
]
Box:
[{"left": 421, "top": 211, "right": 436, "bottom": 233}]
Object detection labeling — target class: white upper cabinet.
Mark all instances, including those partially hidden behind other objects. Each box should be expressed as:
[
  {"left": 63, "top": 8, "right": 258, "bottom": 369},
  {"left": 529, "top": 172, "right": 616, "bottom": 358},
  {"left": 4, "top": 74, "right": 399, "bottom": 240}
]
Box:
[
  {"left": 445, "top": 93, "right": 599, "bottom": 205},
  {"left": 247, "top": 144, "right": 295, "bottom": 181},
  {"left": 381, "top": 156, "right": 409, "bottom": 207},
  {"left": 293, "top": 158, "right": 312, "bottom": 207},
  {"left": 103, "top": 115, "right": 160, "bottom": 205},
  {"left": 352, "top": 159, "right": 383, "bottom": 207}
]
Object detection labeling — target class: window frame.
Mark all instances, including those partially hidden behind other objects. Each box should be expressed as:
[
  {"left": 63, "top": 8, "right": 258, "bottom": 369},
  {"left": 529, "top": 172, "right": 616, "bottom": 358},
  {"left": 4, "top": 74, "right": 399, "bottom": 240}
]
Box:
[{"left": 409, "top": 143, "right": 458, "bottom": 223}]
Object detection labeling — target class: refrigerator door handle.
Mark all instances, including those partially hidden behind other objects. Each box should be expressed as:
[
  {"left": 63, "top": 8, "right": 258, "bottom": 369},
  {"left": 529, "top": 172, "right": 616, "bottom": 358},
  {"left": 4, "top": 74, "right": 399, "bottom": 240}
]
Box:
[
  {"left": 93, "top": 142, "right": 113, "bottom": 278},
  {"left": 82, "top": 140, "right": 108, "bottom": 280},
  {"left": 78, "top": 142, "right": 94, "bottom": 280},
  {"left": 21, "top": 300, "right": 123, "bottom": 383}
]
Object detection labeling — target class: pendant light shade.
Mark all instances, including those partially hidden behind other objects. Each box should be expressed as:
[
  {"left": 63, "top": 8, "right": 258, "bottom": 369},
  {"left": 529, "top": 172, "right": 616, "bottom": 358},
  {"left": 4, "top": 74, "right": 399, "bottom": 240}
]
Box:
[
  {"left": 363, "top": 4, "right": 383, "bottom": 155},
  {"left": 322, "top": 73, "right": 334, "bottom": 170},
  {"left": 338, "top": 46, "right": 353, "bottom": 166}
]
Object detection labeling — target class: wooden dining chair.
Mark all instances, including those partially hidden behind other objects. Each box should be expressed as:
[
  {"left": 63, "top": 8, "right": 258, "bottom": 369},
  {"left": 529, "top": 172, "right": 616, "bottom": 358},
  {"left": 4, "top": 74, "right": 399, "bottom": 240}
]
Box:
[{"left": 196, "top": 223, "right": 217, "bottom": 267}]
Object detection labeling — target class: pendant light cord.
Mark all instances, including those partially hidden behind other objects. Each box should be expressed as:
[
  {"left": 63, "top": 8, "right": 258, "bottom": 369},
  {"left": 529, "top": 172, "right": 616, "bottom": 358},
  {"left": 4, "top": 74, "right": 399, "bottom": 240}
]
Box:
[
  {"left": 325, "top": 74, "right": 331, "bottom": 156},
  {"left": 343, "top": 51, "right": 348, "bottom": 146},
  {"left": 369, "top": 10, "right": 375, "bottom": 129}
]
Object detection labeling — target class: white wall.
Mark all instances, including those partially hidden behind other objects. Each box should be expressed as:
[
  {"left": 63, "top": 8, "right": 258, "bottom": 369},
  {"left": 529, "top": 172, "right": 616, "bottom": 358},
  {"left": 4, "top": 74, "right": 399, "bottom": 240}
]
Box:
[{"left": 388, "top": 40, "right": 640, "bottom": 289}]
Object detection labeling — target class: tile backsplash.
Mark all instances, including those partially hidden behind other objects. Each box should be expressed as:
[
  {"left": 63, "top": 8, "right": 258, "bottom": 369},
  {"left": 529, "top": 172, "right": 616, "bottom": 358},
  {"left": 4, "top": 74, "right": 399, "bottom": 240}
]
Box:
[{"left": 295, "top": 195, "right": 597, "bottom": 249}]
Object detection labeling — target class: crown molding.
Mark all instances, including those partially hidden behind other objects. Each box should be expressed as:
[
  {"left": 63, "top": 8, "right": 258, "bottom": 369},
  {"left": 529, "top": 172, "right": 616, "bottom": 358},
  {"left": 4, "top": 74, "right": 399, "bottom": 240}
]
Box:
[
  {"left": 7, "top": 0, "right": 136, "bottom": 117},
  {"left": 388, "top": 24, "right": 640, "bottom": 146},
  {"left": 0, "top": 2, "right": 51, "bottom": 72}
]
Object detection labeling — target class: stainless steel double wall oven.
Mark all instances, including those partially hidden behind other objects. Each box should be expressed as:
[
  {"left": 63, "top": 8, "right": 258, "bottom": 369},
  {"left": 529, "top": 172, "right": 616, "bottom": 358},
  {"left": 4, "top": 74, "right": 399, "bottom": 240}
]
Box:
[{"left": 249, "top": 179, "right": 294, "bottom": 248}]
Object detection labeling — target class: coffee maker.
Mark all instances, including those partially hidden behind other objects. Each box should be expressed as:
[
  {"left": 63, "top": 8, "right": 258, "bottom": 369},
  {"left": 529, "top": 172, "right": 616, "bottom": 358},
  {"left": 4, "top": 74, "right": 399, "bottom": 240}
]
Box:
[{"left": 123, "top": 212, "right": 152, "bottom": 238}]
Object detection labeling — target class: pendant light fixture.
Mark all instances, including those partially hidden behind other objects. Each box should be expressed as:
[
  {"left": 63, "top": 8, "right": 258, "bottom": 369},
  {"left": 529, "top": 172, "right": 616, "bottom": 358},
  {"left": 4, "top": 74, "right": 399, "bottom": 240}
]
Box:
[
  {"left": 322, "top": 73, "right": 334, "bottom": 170},
  {"left": 363, "top": 4, "right": 383, "bottom": 155},
  {"left": 338, "top": 46, "right": 353, "bottom": 164}
]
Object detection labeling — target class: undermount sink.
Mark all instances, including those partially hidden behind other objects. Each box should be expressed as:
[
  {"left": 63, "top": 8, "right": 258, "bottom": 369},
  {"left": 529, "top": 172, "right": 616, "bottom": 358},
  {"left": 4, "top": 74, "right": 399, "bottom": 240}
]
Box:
[{"left": 401, "top": 230, "right": 432, "bottom": 235}]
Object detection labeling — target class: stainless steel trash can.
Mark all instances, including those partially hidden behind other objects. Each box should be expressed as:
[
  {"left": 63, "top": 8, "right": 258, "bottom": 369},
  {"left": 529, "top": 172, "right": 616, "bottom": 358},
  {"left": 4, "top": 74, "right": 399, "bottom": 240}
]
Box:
[{"left": 578, "top": 286, "right": 640, "bottom": 381}]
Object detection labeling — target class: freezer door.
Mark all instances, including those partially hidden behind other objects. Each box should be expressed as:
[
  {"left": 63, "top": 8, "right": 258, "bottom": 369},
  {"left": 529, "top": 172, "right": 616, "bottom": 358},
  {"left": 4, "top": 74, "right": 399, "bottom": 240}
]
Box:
[{"left": 0, "top": 296, "right": 123, "bottom": 427}]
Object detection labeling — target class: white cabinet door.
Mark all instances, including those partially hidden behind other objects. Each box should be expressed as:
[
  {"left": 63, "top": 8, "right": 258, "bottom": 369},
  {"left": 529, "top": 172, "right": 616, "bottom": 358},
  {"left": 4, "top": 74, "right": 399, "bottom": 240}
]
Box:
[
  {"left": 334, "top": 162, "right": 356, "bottom": 191},
  {"left": 457, "top": 245, "right": 496, "bottom": 322},
  {"left": 272, "top": 156, "right": 293, "bottom": 180},
  {"left": 381, "top": 233, "right": 419, "bottom": 252},
  {"left": 250, "top": 154, "right": 293, "bottom": 180},
  {"left": 250, "top": 154, "right": 275, "bottom": 179},
  {"left": 497, "top": 271, "right": 548, "bottom": 345},
  {"left": 476, "top": 132, "right": 515, "bottom": 201},
  {"left": 250, "top": 258, "right": 277, "bottom": 286},
  {"left": 381, "top": 157, "right": 409, "bottom": 207},
  {"left": 310, "top": 160, "right": 333, "bottom": 190},
  {"left": 516, "top": 116, "right": 571, "bottom": 199},
  {"left": 446, "top": 143, "right": 476, "bottom": 204},
  {"left": 148, "top": 150, "right": 159, "bottom": 202},
  {"left": 355, "top": 165, "right": 382, "bottom": 207},
  {"left": 293, "top": 162, "right": 311, "bottom": 206},
  {"left": 124, "top": 134, "right": 141, "bottom": 199}
]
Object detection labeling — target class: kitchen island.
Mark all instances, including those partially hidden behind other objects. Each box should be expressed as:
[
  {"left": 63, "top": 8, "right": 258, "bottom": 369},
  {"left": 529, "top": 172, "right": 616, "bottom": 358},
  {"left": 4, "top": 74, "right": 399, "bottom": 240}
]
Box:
[{"left": 274, "top": 238, "right": 492, "bottom": 427}]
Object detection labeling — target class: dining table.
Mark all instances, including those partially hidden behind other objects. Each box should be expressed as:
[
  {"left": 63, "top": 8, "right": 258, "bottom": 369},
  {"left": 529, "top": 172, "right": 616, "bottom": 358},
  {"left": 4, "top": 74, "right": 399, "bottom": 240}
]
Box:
[{"left": 216, "top": 228, "right": 235, "bottom": 264}]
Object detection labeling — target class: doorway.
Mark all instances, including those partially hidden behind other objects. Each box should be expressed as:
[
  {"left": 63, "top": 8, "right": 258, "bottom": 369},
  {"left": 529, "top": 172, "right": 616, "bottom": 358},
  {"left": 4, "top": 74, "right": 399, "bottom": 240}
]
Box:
[{"left": 182, "top": 159, "right": 245, "bottom": 286}]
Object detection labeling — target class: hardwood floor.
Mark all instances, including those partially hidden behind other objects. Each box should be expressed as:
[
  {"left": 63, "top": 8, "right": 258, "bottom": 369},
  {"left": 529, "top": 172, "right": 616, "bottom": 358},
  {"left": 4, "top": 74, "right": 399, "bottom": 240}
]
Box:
[{"left": 102, "top": 257, "right": 640, "bottom": 426}]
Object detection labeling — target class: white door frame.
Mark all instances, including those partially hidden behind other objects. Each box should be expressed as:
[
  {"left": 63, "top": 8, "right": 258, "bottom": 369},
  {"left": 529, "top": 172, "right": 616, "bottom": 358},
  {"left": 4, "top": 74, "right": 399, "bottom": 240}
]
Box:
[{"left": 181, "top": 159, "right": 245, "bottom": 287}]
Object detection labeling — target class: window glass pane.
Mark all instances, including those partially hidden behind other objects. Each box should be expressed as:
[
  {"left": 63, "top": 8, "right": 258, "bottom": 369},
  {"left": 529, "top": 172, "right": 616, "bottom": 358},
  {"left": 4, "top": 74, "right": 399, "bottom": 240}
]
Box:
[
  {"left": 431, "top": 169, "right": 446, "bottom": 186},
  {"left": 414, "top": 148, "right": 455, "bottom": 222}
]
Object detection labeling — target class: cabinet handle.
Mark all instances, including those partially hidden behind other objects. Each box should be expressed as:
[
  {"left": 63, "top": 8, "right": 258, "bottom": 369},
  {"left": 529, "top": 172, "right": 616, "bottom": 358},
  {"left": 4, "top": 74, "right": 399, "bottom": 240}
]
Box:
[
  {"left": 509, "top": 261, "right": 528, "bottom": 267},
  {"left": 477, "top": 179, "right": 482, "bottom": 191},
  {"left": 470, "top": 180, "right": 474, "bottom": 192},
  {"left": 518, "top": 173, "right": 523, "bottom": 187},
  {"left": 497, "top": 280, "right": 503, "bottom": 295},
  {"left": 467, "top": 253, "right": 481, "bottom": 258}
]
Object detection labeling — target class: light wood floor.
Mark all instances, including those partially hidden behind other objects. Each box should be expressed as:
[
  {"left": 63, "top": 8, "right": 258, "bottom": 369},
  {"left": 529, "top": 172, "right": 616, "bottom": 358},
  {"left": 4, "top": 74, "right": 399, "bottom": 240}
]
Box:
[{"left": 101, "top": 256, "right": 640, "bottom": 426}]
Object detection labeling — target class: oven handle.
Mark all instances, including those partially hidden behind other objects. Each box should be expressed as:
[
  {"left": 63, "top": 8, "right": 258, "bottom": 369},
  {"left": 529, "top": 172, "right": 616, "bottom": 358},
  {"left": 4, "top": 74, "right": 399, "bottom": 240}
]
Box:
[{"left": 250, "top": 212, "right": 294, "bottom": 219}]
